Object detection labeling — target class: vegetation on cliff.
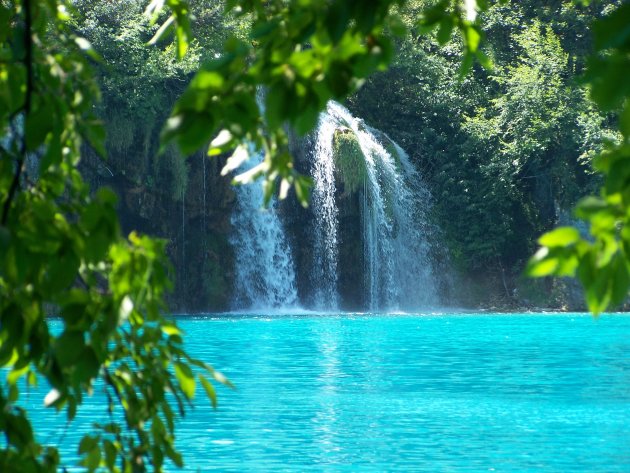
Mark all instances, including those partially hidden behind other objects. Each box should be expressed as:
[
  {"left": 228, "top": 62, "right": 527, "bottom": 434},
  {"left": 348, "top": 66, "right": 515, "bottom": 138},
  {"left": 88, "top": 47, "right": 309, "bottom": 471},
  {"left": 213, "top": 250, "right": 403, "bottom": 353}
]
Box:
[
  {"left": 70, "top": 0, "right": 622, "bottom": 309},
  {"left": 350, "top": 2, "right": 618, "bottom": 307},
  {"left": 3, "top": 0, "right": 630, "bottom": 471}
]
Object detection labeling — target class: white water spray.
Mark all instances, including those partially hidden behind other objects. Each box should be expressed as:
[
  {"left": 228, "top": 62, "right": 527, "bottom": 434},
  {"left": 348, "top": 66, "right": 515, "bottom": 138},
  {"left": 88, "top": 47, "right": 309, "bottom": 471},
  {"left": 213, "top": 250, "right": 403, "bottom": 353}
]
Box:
[
  {"left": 313, "top": 101, "right": 438, "bottom": 310},
  {"left": 230, "top": 151, "right": 298, "bottom": 309},
  {"left": 311, "top": 116, "right": 341, "bottom": 310}
]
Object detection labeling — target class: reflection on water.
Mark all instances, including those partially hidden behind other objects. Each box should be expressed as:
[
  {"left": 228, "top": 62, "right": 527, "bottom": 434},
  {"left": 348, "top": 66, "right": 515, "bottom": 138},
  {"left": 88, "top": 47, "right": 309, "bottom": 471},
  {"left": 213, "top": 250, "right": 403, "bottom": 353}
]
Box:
[{"left": 25, "top": 313, "right": 630, "bottom": 471}]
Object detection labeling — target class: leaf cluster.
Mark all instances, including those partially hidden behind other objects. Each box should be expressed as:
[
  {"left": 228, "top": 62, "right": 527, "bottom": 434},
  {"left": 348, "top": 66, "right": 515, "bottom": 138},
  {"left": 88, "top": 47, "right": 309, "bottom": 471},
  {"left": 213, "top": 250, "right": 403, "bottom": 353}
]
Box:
[
  {"left": 526, "top": 2, "right": 630, "bottom": 313},
  {"left": 157, "top": 0, "right": 494, "bottom": 207},
  {"left": 0, "top": 1, "right": 228, "bottom": 471}
]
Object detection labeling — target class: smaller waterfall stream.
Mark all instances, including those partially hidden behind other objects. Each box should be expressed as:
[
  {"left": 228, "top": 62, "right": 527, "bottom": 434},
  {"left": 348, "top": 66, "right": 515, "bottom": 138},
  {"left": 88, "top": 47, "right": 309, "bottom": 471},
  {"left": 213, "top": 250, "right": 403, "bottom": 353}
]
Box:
[
  {"left": 230, "top": 150, "right": 298, "bottom": 309},
  {"left": 311, "top": 117, "right": 340, "bottom": 310},
  {"left": 313, "top": 101, "right": 439, "bottom": 310}
]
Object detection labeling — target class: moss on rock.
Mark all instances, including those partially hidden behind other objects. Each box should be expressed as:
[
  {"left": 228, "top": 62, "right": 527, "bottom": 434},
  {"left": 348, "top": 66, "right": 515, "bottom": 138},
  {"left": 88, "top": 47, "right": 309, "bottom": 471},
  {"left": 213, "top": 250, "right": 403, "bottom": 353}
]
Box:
[{"left": 333, "top": 128, "right": 367, "bottom": 194}]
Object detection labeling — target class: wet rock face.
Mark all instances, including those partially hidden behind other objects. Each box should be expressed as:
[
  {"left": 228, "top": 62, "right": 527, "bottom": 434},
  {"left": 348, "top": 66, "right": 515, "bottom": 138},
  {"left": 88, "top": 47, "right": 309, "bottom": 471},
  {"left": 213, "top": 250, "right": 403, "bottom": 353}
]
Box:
[
  {"left": 81, "top": 146, "right": 236, "bottom": 312},
  {"left": 335, "top": 189, "right": 365, "bottom": 310},
  {"left": 170, "top": 154, "right": 235, "bottom": 312}
]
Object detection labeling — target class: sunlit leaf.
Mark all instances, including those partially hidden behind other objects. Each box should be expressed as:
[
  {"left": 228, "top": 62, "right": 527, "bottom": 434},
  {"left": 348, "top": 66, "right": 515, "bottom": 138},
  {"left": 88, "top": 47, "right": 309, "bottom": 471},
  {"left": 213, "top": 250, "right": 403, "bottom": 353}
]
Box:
[
  {"left": 148, "top": 15, "right": 175, "bottom": 46},
  {"left": 174, "top": 362, "right": 195, "bottom": 399},
  {"left": 526, "top": 247, "right": 558, "bottom": 277},
  {"left": 199, "top": 375, "right": 217, "bottom": 408},
  {"left": 538, "top": 227, "right": 581, "bottom": 248}
]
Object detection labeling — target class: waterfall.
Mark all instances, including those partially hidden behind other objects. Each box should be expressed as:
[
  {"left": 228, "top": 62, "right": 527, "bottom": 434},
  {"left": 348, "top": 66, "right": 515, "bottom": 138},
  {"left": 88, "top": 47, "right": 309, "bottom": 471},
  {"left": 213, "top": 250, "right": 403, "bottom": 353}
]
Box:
[
  {"left": 388, "top": 143, "right": 438, "bottom": 308},
  {"left": 230, "top": 150, "right": 298, "bottom": 309},
  {"left": 227, "top": 100, "right": 441, "bottom": 311},
  {"left": 311, "top": 116, "right": 340, "bottom": 310},
  {"left": 313, "top": 101, "right": 439, "bottom": 311}
]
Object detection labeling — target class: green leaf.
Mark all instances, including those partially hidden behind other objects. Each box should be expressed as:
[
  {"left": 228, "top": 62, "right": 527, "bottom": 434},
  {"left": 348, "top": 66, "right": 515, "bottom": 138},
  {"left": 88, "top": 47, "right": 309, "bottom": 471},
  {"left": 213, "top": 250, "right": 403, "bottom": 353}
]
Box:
[
  {"left": 55, "top": 331, "right": 85, "bottom": 366},
  {"left": 475, "top": 50, "right": 493, "bottom": 70},
  {"left": 163, "top": 113, "right": 215, "bottom": 155},
  {"left": 437, "top": 18, "right": 454, "bottom": 45},
  {"left": 161, "top": 324, "right": 181, "bottom": 337},
  {"left": 103, "top": 440, "right": 117, "bottom": 470},
  {"left": 74, "top": 37, "right": 102, "bottom": 61},
  {"left": 262, "top": 178, "right": 275, "bottom": 207},
  {"left": 26, "top": 370, "right": 37, "bottom": 387},
  {"left": 610, "top": 255, "right": 630, "bottom": 307},
  {"left": 324, "top": 2, "right": 350, "bottom": 43},
  {"left": 220, "top": 145, "right": 249, "bottom": 175},
  {"left": 7, "top": 365, "right": 29, "bottom": 385},
  {"left": 74, "top": 347, "right": 100, "bottom": 382},
  {"left": 79, "top": 119, "right": 107, "bottom": 158},
  {"left": 175, "top": 24, "right": 188, "bottom": 59},
  {"left": 386, "top": 14, "right": 407, "bottom": 37},
  {"left": 83, "top": 445, "right": 102, "bottom": 472},
  {"left": 164, "top": 439, "right": 183, "bottom": 467},
  {"left": 199, "top": 375, "right": 217, "bottom": 408},
  {"left": 194, "top": 71, "right": 225, "bottom": 90},
  {"left": 293, "top": 104, "right": 319, "bottom": 136},
  {"left": 25, "top": 101, "right": 53, "bottom": 151},
  {"left": 575, "top": 196, "right": 609, "bottom": 219},
  {"left": 538, "top": 227, "right": 581, "bottom": 248},
  {"left": 294, "top": 175, "right": 312, "bottom": 208},
  {"left": 45, "top": 251, "right": 80, "bottom": 293},
  {"left": 592, "top": 3, "right": 630, "bottom": 51},
  {"left": 526, "top": 247, "right": 558, "bottom": 277},
  {"left": 174, "top": 362, "right": 195, "bottom": 399},
  {"left": 417, "top": 0, "right": 449, "bottom": 28},
  {"left": 6, "top": 413, "right": 34, "bottom": 447},
  {"left": 458, "top": 52, "right": 474, "bottom": 80},
  {"left": 210, "top": 369, "right": 234, "bottom": 389},
  {"left": 463, "top": 24, "right": 481, "bottom": 53},
  {"left": 148, "top": 15, "right": 175, "bottom": 46},
  {"left": 210, "top": 129, "right": 233, "bottom": 149},
  {"left": 79, "top": 436, "right": 99, "bottom": 455},
  {"left": 586, "top": 265, "right": 613, "bottom": 315}
]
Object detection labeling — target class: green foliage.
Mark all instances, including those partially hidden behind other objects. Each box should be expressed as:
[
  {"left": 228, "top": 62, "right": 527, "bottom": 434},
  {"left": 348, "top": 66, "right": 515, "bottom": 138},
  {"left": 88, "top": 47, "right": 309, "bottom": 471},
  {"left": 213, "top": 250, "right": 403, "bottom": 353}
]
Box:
[
  {"left": 527, "top": 2, "right": 630, "bottom": 314},
  {"left": 453, "top": 19, "right": 599, "bottom": 268},
  {"left": 73, "top": 0, "right": 200, "bottom": 117},
  {"left": 350, "top": 1, "right": 614, "bottom": 298},
  {"left": 0, "top": 1, "right": 228, "bottom": 471},
  {"left": 158, "top": 0, "right": 492, "bottom": 207},
  {"left": 2, "top": 2, "right": 630, "bottom": 473},
  {"left": 414, "top": 0, "right": 497, "bottom": 75}
]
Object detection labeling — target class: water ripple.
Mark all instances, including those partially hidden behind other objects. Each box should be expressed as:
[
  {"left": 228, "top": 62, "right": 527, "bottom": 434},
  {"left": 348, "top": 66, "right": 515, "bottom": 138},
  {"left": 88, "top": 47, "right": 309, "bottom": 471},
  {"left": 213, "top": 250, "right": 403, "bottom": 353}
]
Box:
[{"left": 27, "top": 313, "right": 630, "bottom": 471}]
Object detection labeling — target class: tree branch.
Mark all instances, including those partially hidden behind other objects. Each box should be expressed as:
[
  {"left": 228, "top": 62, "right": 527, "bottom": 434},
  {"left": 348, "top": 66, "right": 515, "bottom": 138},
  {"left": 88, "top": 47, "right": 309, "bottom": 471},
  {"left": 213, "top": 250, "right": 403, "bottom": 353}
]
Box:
[{"left": 1, "top": 0, "right": 33, "bottom": 225}]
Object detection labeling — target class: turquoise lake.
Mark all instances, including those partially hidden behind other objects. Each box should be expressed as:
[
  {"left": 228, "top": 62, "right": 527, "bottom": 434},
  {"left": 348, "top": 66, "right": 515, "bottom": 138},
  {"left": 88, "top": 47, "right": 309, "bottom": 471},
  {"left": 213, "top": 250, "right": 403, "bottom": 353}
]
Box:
[{"left": 31, "top": 313, "right": 630, "bottom": 471}]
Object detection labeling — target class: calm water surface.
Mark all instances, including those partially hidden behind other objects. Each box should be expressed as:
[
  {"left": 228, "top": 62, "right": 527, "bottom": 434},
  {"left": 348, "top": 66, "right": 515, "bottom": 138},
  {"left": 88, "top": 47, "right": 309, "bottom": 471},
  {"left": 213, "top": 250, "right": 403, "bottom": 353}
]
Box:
[{"left": 31, "top": 313, "right": 630, "bottom": 471}]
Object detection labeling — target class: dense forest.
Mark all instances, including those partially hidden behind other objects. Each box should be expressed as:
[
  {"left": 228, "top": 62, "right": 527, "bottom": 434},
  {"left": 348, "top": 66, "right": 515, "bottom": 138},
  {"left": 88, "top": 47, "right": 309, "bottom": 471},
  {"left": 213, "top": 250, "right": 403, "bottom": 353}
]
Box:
[
  {"left": 72, "top": 0, "right": 616, "bottom": 310},
  {"left": 3, "top": 1, "right": 630, "bottom": 471}
]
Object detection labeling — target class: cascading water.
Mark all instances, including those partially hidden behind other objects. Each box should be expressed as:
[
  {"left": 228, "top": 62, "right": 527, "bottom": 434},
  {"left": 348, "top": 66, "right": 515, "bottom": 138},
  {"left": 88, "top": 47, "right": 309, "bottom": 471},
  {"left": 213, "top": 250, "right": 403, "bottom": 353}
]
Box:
[
  {"left": 230, "top": 150, "right": 298, "bottom": 309},
  {"left": 311, "top": 116, "right": 340, "bottom": 310},
  {"left": 388, "top": 143, "right": 438, "bottom": 308},
  {"left": 313, "top": 101, "right": 439, "bottom": 310}
]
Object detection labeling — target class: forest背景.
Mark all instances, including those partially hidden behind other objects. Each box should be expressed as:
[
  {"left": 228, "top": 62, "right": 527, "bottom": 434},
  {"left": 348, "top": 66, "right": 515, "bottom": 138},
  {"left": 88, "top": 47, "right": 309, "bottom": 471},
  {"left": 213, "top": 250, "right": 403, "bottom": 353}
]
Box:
[{"left": 2, "top": 0, "right": 630, "bottom": 471}]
